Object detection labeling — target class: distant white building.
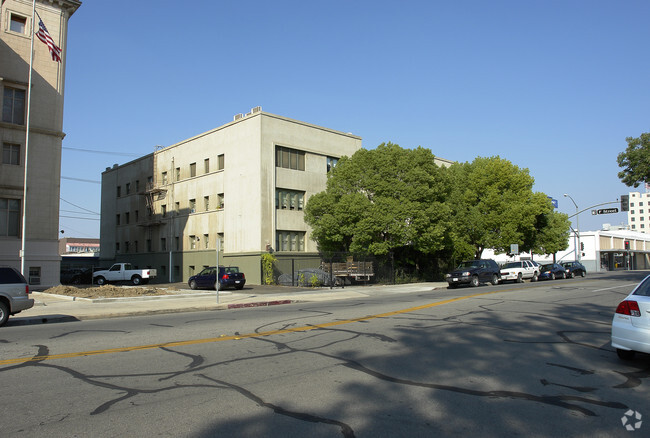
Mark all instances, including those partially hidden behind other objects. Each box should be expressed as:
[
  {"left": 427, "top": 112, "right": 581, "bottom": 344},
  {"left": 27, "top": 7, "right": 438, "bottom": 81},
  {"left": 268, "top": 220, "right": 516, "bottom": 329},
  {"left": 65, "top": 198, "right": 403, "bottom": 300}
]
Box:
[
  {"left": 627, "top": 191, "right": 650, "bottom": 233},
  {"left": 485, "top": 226, "right": 650, "bottom": 273}
]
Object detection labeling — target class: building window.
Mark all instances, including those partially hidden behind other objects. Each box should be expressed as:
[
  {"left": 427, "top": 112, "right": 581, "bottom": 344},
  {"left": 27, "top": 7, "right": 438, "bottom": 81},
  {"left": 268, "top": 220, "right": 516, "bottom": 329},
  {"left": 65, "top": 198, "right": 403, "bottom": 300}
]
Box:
[
  {"left": 175, "top": 202, "right": 180, "bottom": 213},
  {"left": 641, "top": 202, "right": 644, "bottom": 206},
  {"left": 116, "top": 214, "right": 120, "bottom": 225},
  {"left": 174, "top": 265, "right": 180, "bottom": 279},
  {"left": 146, "top": 239, "right": 152, "bottom": 252},
  {"left": 204, "top": 233, "right": 209, "bottom": 249},
  {"left": 632, "top": 217, "right": 635, "bottom": 222},
  {"left": 9, "top": 14, "right": 27, "bottom": 34},
  {"left": 276, "top": 231, "right": 305, "bottom": 252},
  {"left": 134, "top": 240, "right": 139, "bottom": 253},
  {"left": 204, "top": 158, "right": 210, "bottom": 173},
  {"left": 218, "top": 193, "right": 224, "bottom": 209},
  {"left": 28, "top": 266, "right": 41, "bottom": 285},
  {"left": 116, "top": 242, "right": 120, "bottom": 252},
  {"left": 217, "top": 233, "right": 224, "bottom": 250},
  {"left": 126, "top": 183, "right": 131, "bottom": 195},
  {"left": 2, "top": 87, "right": 26, "bottom": 125},
  {"left": 125, "top": 212, "right": 130, "bottom": 224},
  {"left": 218, "top": 154, "right": 225, "bottom": 170},
  {"left": 204, "top": 196, "right": 209, "bottom": 211},
  {"left": 0, "top": 198, "right": 21, "bottom": 236},
  {"left": 276, "top": 146, "right": 305, "bottom": 171},
  {"left": 189, "top": 199, "right": 196, "bottom": 213},
  {"left": 190, "top": 162, "right": 196, "bottom": 177},
  {"left": 116, "top": 186, "right": 121, "bottom": 197},
  {"left": 190, "top": 235, "right": 196, "bottom": 249},
  {"left": 161, "top": 171, "right": 168, "bottom": 185},
  {"left": 125, "top": 242, "right": 130, "bottom": 253},
  {"left": 175, "top": 236, "right": 180, "bottom": 250},
  {"left": 135, "top": 210, "right": 139, "bottom": 222},
  {"left": 161, "top": 204, "right": 167, "bottom": 217},
  {"left": 161, "top": 237, "right": 166, "bottom": 251},
  {"left": 175, "top": 167, "right": 180, "bottom": 181},
  {"left": 276, "top": 189, "right": 305, "bottom": 210},
  {"left": 2, "top": 143, "right": 20, "bottom": 165},
  {"left": 136, "top": 180, "right": 140, "bottom": 192},
  {"left": 632, "top": 225, "right": 636, "bottom": 229},
  {"left": 327, "top": 156, "right": 339, "bottom": 172}
]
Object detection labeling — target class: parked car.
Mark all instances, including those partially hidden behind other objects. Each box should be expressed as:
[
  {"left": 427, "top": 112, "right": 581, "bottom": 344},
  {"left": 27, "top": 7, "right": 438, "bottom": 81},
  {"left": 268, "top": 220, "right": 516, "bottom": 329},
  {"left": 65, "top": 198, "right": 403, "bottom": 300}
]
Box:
[
  {"left": 0, "top": 266, "right": 34, "bottom": 326},
  {"left": 188, "top": 266, "right": 246, "bottom": 290},
  {"left": 538, "top": 263, "right": 567, "bottom": 280},
  {"left": 612, "top": 274, "right": 650, "bottom": 360},
  {"left": 499, "top": 260, "right": 539, "bottom": 283},
  {"left": 60, "top": 268, "right": 93, "bottom": 285},
  {"left": 446, "top": 259, "right": 501, "bottom": 288},
  {"left": 561, "top": 261, "right": 586, "bottom": 278}
]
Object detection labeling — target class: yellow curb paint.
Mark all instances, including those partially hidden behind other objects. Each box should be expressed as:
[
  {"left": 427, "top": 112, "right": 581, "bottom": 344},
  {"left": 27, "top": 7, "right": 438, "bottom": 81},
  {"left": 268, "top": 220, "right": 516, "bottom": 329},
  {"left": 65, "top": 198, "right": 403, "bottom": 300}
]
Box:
[{"left": 0, "top": 288, "right": 505, "bottom": 366}]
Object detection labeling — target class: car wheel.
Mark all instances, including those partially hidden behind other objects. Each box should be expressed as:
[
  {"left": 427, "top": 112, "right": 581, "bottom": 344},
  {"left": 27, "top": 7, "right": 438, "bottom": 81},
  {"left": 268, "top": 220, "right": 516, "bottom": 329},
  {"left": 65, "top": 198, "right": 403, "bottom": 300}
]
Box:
[
  {"left": 531, "top": 272, "right": 538, "bottom": 282},
  {"left": 516, "top": 273, "right": 523, "bottom": 283},
  {"left": 617, "top": 349, "right": 635, "bottom": 360},
  {"left": 562, "top": 272, "right": 567, "bottom": 279},
  {"left": 580, "top": 271, "right": 586, "bottom": 277},
  {"left": 470, "top": 276, "right": 479, "bottom": 287},
  {"left": 550, "top": 272, "right": 556, "bottom": 280},
  {"left": 490, "top": 274, "right": 499, "bottom": 285},
  {"left": 189, "top": 280, "right": 197, "bottom": 290},
  {"left": 95, "top": 276, "right": 106, "bottom": 286},
  {"left": 0, "top": 301, "right": 8, "bottom": 327},
  {"left": 570, "top": 272, "right": 575, "bottom": 278},
  {"left": 131, "top": 275, "right": 142, "bottom": 286}
]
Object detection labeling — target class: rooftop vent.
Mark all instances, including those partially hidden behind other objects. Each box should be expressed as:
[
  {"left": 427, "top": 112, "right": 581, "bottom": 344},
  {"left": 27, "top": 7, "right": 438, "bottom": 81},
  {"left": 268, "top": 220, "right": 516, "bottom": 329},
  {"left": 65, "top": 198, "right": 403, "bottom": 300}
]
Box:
[
  {"left": 251, "top": 106, "right": 262, "bottom": 113},
  {"left": 234, "top": 113, "right": 244, "bottom": 121}
]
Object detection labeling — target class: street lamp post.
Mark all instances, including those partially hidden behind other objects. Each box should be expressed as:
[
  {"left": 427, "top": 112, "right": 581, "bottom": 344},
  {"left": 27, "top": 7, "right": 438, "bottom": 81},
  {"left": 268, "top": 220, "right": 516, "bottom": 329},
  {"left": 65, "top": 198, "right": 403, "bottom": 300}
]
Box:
[{"left": 563, "top": 193, "right": 580, "bottom": 262}]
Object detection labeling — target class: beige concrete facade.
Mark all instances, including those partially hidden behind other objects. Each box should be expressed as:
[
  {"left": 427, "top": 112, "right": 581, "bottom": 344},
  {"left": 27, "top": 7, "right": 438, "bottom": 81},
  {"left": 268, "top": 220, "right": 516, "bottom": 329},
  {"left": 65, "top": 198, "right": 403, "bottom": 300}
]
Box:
[
  {"left": 627, "top": 191, "right": 650, "bottom": 233},
  {"left": 100, "top": 110, "right": 363, "bottom": 284},
  {"left": 0, "top": 0, "right": 80, "bottom": 286}
]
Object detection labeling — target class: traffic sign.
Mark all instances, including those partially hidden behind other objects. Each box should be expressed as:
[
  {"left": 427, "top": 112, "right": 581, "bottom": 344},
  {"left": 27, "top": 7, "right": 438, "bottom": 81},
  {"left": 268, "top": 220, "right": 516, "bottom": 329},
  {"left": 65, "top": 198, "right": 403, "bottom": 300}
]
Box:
[{"left": 591, "top": 208, "right": 619, "bottom": 215}]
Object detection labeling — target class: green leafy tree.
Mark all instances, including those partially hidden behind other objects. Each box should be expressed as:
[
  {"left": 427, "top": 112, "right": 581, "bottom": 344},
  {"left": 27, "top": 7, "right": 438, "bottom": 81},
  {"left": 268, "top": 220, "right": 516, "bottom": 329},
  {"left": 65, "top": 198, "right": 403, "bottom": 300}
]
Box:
[
  {"left": 305, "top": 143, "right": 452, "bottom": 258},
  {"left": 447, "top": 156, "right": 565, "bottom": 259},
  {"left": 617, "top": 133, "right": 650, "bottom": 187}
]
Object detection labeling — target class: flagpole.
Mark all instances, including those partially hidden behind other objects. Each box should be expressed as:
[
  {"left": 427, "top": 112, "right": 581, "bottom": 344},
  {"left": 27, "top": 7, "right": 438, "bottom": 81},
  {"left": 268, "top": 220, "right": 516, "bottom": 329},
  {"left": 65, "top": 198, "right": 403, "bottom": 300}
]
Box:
[{"left": 20, "top": 0, "right": 37, "bottom": 276}]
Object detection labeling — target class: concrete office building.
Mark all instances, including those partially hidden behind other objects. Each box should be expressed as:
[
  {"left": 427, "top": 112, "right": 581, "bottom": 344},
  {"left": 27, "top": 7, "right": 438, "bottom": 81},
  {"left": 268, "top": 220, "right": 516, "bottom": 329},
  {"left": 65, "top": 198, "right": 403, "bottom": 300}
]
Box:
[
  {"left": 627, "top": 191, "right": 650, "bottom": 233},
  {"left": 100, "top": 109, "right": 363, "bottom": 284},
  {"left": 1, "top": 0, "right": 80, "bottom": 286}
]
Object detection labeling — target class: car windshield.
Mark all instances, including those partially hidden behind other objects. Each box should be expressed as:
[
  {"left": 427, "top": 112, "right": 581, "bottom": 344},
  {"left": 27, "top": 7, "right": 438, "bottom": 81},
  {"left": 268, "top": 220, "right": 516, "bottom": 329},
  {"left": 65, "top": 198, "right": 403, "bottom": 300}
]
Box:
[
  {"left": 503, "top": 262, "right": 521, "bottom": 269},
  {"left": 457, "top": 261, "right": 480, "bottom": 269},
  {"left": 223, "top": 267, "right": 240, "bottom": 274},
  {"left": 199, "top": 268, "right": 215, "bottom": 276},
  {"left": 561, "top": 263, "right": 571, "bottom": 268},
  {"left": 633, "top": 276, "right": 650, "bottom": 297},
  {"left": 540, "top": 264, "right": 553, "bottom": 272}
]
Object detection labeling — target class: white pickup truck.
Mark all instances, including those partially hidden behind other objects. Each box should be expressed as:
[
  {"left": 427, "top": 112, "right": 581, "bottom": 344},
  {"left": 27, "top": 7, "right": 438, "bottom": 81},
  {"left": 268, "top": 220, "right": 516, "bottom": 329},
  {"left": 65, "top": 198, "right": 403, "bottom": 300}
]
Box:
[{"left": 93, "top": 263, "right": 157, "bottom": 286}]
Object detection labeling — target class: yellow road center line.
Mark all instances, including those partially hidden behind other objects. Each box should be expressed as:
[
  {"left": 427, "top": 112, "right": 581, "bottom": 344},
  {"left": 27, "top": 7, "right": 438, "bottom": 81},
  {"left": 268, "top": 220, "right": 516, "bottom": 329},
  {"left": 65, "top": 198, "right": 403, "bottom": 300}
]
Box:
[{"left": 0, "top": 289, "right": 505, "bottom": 366}]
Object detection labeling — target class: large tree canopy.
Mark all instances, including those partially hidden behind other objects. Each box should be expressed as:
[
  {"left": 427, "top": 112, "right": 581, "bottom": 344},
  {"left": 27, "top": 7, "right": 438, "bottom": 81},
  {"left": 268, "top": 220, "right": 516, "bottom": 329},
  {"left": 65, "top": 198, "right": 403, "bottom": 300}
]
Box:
[
  {"left": 617, "top": 133, "right": 650, "bottom": 187},
  {"left": 304, "top": 143, "right": 451, "bottom": 257},
  {"left": 446, "top": 156, "right": 568, "bottom": 259}
]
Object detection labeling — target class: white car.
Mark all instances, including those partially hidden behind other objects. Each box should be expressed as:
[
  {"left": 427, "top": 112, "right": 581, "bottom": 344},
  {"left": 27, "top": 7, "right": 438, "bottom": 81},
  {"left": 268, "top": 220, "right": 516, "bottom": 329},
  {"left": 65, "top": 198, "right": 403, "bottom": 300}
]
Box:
[
  {"left": 611, "top": 275, "right": 650, "bottom": 360},
  {"left": 499, "top": 260, "right": 539, "bottom": 283}
]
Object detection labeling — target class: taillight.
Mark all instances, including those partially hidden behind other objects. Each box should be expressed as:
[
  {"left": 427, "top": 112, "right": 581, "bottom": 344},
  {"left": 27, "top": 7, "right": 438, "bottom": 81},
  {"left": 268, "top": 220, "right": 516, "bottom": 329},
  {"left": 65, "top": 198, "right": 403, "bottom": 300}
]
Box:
[
  {"left": 242, "top": 273, "right": 245, "bottom": 279},
  {"left": 616, "top": 300, "right": 641, "bottom": 317},
  {"left": 25, "top": 284, "right": 30, "bottom": 295},
  {"left": 222, "top": 274, "right": 229, "bottom": 280}
]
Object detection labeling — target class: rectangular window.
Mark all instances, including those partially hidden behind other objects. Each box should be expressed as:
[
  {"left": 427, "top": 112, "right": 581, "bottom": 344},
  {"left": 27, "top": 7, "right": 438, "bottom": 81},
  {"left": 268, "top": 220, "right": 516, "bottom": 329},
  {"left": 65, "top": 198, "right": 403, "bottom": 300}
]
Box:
[
  {"left": 2, "top": 87, "right": 26, "bottom": 125},
  {"left": 218, "top": 193, "right": 224, "bottom": 209},
  {"left": 161, "top": 237, "right": 167, "bottom": 251},
  {"left": 175, "top": 167, "right": 180, "bottom": 181},
  {"left": 190, "top": 162, "right": 196, "bottom": 177},
  {"left": 204, "top": 158, "right": 210, "bottom": 173},
  {"left": 189, "top": 199, "right": 196, "bottom": 213},
  {"left": 125, "top": 241, "right": 130, "bottom": 253},
  {"left": 327, "top": 156, "right": 339, "bottom": 172},
  {"left": 9, "top": 14, "right": 27, "bottom": 34},
  {"left": 190, "top": 235, "right": 196, "bottom": 249},
  {"left": 116, "top": 186, "right": 121, "bottom": 197},
  {"left": 136, "top": 180, "right": 140, "bottom": 192},
  {"left": 204, "top": 196, "right": 209, "bottom": 211},
  {"left": 218, "top": 154, "right": 225, "bottom": 170},
  {"left": 161, "top": 204, "right": 167, "bottom": 217},
  {"left": 125, "top": 183, "right": 131, "bottom": 195},
  {"left": 275, "top": 231, "right": 306, "bottom": 252},
  {"left": 116, "top": 214, "right": 120, "bottom": 225},
  {"left": 0, "top": 198, "right": 21, "bottom": 236},
  {"left": 161, "top": 172, "right": 168, "bottom": 185},
  {"left": 276, "top": 146, "right": 305, "bottom": 171},
  {"left": 276, "top": 189, "right": 305, "bottom": 210},
  {"left": 134, "top": 240, "right": 139, "bottom": 253},
  {"left": 116, "top": 242, "right": 120, "bottom": 253},
  {"left": 204, "top": 233, "right": 209, "bottom": 249},
  {"left": 2, "top": 143, "right": 20, "bottom": 165},
  {"left": 175, "top": 236, "right": 180, "bottom": 250},
  {"left": 217, "top": 233, "right": 224, "bottom": 250},
  {"left": 175, "top": 202, "right": 180, "bottom": 213},
  {"left": 135, "top": 210, "right": 139, "bottom": 222},
  {"left": 146, "top": 239, "right": 152, "bottom": 252},
  {"left": 125, "top": 212, "right": 130, "bottom": 224},
  {"left": 28, "top": 266, "right": 41, "bottom": 285}
]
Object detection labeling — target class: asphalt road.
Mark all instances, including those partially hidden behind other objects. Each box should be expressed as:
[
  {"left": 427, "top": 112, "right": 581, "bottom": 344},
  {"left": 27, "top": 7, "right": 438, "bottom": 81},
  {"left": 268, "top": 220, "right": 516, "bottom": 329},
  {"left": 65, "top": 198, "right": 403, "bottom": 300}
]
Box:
[{"left": 1, "top": 271, "right": 649, "bottom": 437}]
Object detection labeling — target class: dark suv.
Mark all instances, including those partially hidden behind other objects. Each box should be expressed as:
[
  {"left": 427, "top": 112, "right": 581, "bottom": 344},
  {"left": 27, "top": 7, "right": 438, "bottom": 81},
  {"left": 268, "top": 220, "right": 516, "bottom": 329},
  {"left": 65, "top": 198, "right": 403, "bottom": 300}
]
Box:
[
  {"left": 0, "top": 266, "right": 34, "bottom": 326},
  {"left": 446, "top": 259, "right": 501, "bottom": 288}
]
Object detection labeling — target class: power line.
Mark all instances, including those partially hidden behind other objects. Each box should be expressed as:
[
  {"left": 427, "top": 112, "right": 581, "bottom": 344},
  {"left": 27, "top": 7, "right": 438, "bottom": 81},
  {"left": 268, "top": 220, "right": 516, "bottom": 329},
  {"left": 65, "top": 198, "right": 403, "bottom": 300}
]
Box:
[
  {"left": 59, "top": 215, "right": 100, "bottom": 221},
  {"left": 62, "top": 146, "right": 142, "bottom": 157},
  {"left": 60, "top": 209, "right": 99, "bottom": 216},
  {"left": 62, "top": 176, "right": 101, "bottom": 184},
  {"left": 60, "top": 198, "right": 99, "bottom": 215}
]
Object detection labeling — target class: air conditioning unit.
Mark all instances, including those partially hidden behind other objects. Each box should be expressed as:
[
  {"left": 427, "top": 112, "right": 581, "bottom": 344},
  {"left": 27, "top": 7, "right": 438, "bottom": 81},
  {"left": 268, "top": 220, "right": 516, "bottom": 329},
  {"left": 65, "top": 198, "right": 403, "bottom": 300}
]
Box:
[
  {"left": 233, "top": 113, "right": 244, "bottom": 121},
  {"left": 251, "top": 106, "right": 262, "bottom": 113}
]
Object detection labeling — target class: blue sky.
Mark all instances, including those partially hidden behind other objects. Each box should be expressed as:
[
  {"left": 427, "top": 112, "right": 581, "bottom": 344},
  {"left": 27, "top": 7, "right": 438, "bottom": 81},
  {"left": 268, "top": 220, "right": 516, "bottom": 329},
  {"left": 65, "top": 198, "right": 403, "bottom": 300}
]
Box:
[{"left": 59, "top": 0, "right": 650, "bottom": 238}]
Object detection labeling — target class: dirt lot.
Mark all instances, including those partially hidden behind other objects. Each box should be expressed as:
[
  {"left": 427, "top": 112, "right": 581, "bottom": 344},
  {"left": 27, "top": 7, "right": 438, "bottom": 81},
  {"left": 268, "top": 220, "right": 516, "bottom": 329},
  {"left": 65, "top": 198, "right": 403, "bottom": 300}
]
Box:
[{"left": 42, "top": 285, "right": 178, "bottom": 299}]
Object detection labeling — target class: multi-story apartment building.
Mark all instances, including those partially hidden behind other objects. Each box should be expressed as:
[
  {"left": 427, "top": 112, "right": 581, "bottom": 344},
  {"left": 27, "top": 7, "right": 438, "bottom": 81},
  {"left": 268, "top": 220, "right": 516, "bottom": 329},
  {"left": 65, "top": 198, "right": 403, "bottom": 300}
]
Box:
[
  {"left": 100, "top": 109, "right": 363, "bottom": 284},
  {"left": 1, "top": 0, "right": 80, "bottom": 286},
  {"left": 627, "top": 191, "right": 650, "bottom": 233}
]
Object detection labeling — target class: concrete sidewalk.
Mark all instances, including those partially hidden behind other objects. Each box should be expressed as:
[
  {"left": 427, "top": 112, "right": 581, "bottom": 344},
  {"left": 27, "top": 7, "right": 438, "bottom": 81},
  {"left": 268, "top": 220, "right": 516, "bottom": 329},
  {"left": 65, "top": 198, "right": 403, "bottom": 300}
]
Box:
[{"left": 9, "top": 282, "right": 448, "bottom": 326}]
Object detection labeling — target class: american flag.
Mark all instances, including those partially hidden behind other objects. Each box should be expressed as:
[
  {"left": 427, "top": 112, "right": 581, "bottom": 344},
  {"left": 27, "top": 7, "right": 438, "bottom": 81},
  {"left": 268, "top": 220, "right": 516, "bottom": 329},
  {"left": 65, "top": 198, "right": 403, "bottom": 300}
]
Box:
[{"left": 35, "top": 18, "right": 61, "bottom": 62}]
